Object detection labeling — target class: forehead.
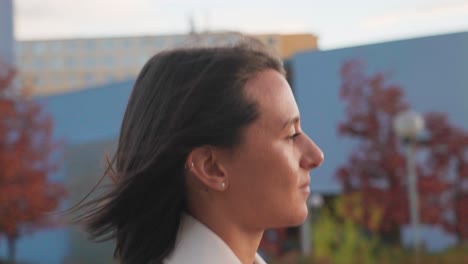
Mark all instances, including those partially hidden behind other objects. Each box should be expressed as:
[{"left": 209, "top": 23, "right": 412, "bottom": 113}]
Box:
[{"left": 243, "top": 69, "right": 298, "bottom": 128}]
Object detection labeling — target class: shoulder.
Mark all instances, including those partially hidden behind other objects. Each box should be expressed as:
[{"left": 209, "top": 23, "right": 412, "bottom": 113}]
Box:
[
  {"left": 164, "top": 214, "right": 267, "bottom": 264},
  {"left": 164, "top": 214, "right": 241, "bottom": 264}
]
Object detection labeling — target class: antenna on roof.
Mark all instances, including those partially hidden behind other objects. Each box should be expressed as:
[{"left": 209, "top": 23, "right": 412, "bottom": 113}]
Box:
[{"left": 188, "top": 13, "right": 196, "bottom": 35}]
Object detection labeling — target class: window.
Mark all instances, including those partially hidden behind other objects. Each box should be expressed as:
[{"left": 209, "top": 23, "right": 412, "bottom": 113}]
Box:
[
  {"left": 121, "top": 39, "right": 130, "bottom": 48},
  {"left": 103, "top": 56, "right": 114, "bottom": 67},
  {"left": 67, "top": 41, "right": 76, "bottom": 52},
  {"left": 86, "top": 57, "right": 96, "bottom": 67},
  {"left": 66, "top": 57, "right": 76, "bottom": 68},
  {"left": 226, "top": 35, "right": 241, "bottom": 45},
  {"left": 173, "top": 36, "right": 186, "bottom": 47},
  {"left": 138, "top": 55, "right": 147, "bottom": 65},
  {"left": 205, "top": 35, "right": 217, "bottom": 45},
  {"left": 32, "top": 59, "right": 44, "bottom": 69},
  {"left": 50, "top": 42, "right": 61, "bottom": 53},
  {"left": 103, "top": 39, "right": 114, "bottom": 49},
  {"left": 124, "top": 56, "right": 134, "bottom": 66},
  {"left": 51, "top": 58, "right": 64, "bottom": 69},
  {"left": 154, "top": 38, "right": 166, "bottom": 48},
  {"left": 33, "top": 42, "right": 45, "bottom": 55},
  {"left": 85, "top": 40, "right": 95, "bottom": 50}
]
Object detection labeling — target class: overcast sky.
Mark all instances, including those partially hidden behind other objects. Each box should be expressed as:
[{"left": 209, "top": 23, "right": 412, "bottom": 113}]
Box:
[{"left": 14, "top": 0, "right": 468, "bottom": 50}]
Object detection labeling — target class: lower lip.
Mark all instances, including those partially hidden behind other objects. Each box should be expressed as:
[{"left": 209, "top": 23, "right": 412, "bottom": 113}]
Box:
[{"left": 300, "top": 185, "right": 310, "bottom": 194}]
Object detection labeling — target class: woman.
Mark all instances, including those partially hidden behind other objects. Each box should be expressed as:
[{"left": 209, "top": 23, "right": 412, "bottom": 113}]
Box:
[{"left": 80, "top": 43, "right": 324, "bottom": 264}]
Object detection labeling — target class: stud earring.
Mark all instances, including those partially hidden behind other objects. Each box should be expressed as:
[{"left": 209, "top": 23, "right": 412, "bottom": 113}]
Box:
[
  {"left": 220, "top": 182, "right": 226, "bottom": 190},
  {"left": 185, "top": 162, "right": 194, "bottom": 170}
]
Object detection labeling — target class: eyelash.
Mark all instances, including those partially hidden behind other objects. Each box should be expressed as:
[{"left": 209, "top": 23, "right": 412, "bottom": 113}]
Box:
[{"left": 289, "top": 132, "right": 301, "bottom": 140}]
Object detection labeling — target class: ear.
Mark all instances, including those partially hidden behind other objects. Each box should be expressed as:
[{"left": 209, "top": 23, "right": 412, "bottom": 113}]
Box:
[{"left": 186, "top": 146, "right": 229, "bottom": 192}]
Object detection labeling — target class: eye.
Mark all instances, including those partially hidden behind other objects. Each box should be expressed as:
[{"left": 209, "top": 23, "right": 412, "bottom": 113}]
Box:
[{"left": 288, "top": 132, "right": 301, "bottom": 140}]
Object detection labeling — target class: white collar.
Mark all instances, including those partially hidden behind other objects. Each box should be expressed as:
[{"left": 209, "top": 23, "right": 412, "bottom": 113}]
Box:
[{"left": 164, "top": 213, "right": 267, "bottom": 264}]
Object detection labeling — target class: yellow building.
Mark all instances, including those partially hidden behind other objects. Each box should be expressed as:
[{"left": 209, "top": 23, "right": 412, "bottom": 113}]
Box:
[
  {"left": 253, "top": 33, "right": 319, "bottom": 59},
  {"left": 16, "top": 32, "right": 318, "bottom": 96}
]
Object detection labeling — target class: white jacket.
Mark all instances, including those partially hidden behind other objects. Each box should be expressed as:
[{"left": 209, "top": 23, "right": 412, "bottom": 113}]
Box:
[{"left": 164, "top": 214, "right": 267, "bottom": 264}]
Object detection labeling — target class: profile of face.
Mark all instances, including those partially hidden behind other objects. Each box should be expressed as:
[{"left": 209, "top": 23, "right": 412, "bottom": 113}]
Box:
[{"left": 220, "top": 69, "right": 324, "bottom": 229}]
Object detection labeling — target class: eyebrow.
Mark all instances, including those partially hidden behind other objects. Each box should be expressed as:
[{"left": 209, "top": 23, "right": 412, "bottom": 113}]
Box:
[{"left": 282, "top": 116, "right": 300, "bottom": 129}]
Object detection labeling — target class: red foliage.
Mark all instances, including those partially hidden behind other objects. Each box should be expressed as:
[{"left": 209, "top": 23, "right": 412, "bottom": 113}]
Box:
[
  {"left": 423, "top": 112, "right": 468, "bottom": 240},
  {"left": 336, "top": 60, "right": 468, "bottom": 241},
  {"left": 0, "top": 64, "right": 66, "bottom": 242}
]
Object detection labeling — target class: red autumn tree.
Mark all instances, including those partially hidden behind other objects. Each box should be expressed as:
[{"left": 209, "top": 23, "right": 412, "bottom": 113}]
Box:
[
  {"left": 423, "top": 113, "right": 468, "bottom": 242},
  {"left": 335, "top": 60, "right": 463, "bottom": 244},
  {"left": 0, "top": 63, "right": 66, "bottom": 262}
]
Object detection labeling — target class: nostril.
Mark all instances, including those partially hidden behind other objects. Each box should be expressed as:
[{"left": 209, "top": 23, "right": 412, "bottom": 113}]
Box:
[{"left": 300, "top": 156, "right": 322, "bottom": 170}]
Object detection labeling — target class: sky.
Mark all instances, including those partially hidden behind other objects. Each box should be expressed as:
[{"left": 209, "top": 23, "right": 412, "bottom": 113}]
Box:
[{"left": 13, "top": 0, "right": 468, "bottom": 50}]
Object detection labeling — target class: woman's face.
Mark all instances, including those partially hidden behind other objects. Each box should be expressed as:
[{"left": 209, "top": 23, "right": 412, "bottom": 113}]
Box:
[{"left": 222, "top": 69, "right": 324, "bottom": 229}]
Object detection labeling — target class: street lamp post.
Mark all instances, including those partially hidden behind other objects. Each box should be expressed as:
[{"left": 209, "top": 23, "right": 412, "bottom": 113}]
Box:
[
  {"left": 300, "top": 210, "right": 312, "bottom": 256},
  {"left": 300, "top": 193, "right": 323, "bottom": 256},
  {"left": 393, "top": 110, "right": 425, "bottom": 253}
]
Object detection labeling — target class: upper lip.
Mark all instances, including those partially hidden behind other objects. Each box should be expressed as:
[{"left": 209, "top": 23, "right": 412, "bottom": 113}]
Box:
[{"left": 299, "top": 178, "right": 310, "bottom": 188}]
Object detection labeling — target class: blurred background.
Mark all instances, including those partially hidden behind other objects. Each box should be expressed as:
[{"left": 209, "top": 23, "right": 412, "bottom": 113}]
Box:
[{"left": 1, "top": 0, "right": 468, "bottom": 263}]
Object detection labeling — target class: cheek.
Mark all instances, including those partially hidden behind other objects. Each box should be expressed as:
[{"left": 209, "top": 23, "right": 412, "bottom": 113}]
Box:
[
  {"left": 228, "top": 142, "right": 308, "bottom": 227},
  {"left": 234, "top": 142, "right": 299, "bottom": 197}
]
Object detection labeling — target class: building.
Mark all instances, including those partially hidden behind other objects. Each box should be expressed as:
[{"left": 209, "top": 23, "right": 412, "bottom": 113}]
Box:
[
  {"left": 0, "top": 0, "right": 14, "bottom": 65},
  {"left": 254, "top": 33, "right": 318, "bottom": 59},
  {"left": 292, "top": 31, "right": 468, "bottom": 251},
  {"left": 3, "top": 31, "right": 467, "bottom": 262},
  {"left": 16, "top": 32, "right": 318, "bottom": 96}
]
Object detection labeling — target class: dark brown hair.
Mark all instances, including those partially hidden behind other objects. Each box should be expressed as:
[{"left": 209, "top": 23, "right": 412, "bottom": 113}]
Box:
[{"left": 79, "top": 43, "right": 284, "bottom": 263}]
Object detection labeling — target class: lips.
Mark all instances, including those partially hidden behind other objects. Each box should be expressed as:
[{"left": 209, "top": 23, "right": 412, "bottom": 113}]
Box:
[
  {"left": 299, "top": 179, "right": 311, "bottom": 193},
  {"left": 299, "top": 179, "right": 310, "bottom": 189}
]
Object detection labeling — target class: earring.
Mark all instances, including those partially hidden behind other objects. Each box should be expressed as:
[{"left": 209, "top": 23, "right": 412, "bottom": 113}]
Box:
[
  {"left": 220, "top": 182, "right": 226, "bottom": 190},
  {"left": 185, "top": 162, "right": 194, "bottom": 170}
]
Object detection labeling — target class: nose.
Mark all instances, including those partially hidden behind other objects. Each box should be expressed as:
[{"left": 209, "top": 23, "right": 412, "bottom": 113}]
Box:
[{"left": 299, "top": 134, "right": 324, "bottom": 171}]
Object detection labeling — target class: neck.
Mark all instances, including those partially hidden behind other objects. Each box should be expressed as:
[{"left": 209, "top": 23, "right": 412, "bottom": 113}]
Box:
[{"left": 189, "top": 205, "right": 264, "bottom": 264}]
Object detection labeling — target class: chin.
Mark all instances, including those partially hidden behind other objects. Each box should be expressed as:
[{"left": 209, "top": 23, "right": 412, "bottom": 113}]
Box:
[
  {"left": 273, "top": 205, "right": 309, "bottom": 228},
  {"left": 291, "top": 206, "right": 309, "bottom": 225}
]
